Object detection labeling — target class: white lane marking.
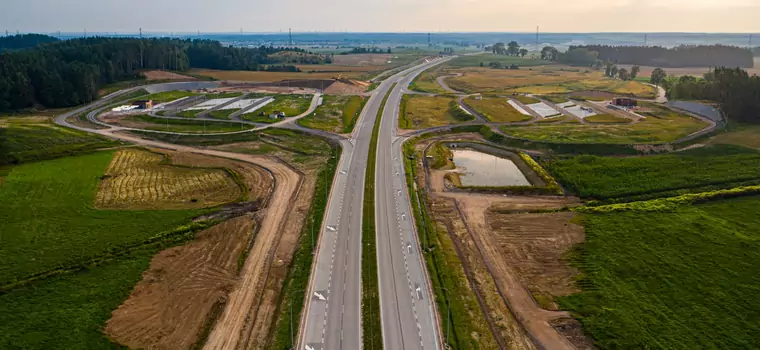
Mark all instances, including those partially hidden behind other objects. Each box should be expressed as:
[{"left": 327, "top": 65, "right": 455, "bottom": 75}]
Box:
[
  {"left": 315, "top": 292, "right": 326, "bottom": 301},
  {"left": 306, "top": 345, "right": 315, "bottom": 350},
  {"left": 327, "top": 225, "right": 337, "bottom": 232}
]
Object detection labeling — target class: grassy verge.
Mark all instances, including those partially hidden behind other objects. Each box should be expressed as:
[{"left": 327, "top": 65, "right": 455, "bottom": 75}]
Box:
[
  {"left": 463, "top": 97, "right": 533, "bottom": 122},
  {"left": 270, "top": 142, "right": 342, "bottom": 349},
  {"left": 361, "top": 84, "right": 395, "bottom": 350},
  {"left": 512, "top": 95, "right": 539, "bottom": 104},
  {"left": 402, "top": 136, "right": 497, "bottom": 348},
  {"left": 584, "top": 114, "right": 630, "bottom": 124},
  {"left": 122, "top": 115, "right": 253, "bottom": 133}
]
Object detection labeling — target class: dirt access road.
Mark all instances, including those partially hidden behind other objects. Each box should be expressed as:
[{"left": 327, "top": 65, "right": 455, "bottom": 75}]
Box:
[{"left": 96, "top": 130, "right": 303, "bottom": 350}]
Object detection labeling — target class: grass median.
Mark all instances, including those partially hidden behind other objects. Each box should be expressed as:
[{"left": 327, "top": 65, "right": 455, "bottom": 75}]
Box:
[{"left": 362, "top": 83, "right": 395, "bottom": 350}]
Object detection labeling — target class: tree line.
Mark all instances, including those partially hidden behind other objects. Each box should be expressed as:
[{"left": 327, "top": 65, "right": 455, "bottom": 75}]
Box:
[
  {"left": 340, "top": 47, "right": 391, "bottom": 54},
  {"left": 571, "top": 44, "right": 754, "bottom": 68},
  {"left": 663, "top": 67, "right": 760, "bottom": 124},
  {"left": 0, "top": 37, "right": 322, "bottom": 111},
  {"left": 486, "top": 41, "right": 528, "bottom": 57},
  {"left": 0, "top": 34, "right": 59, "bottom": 52}
]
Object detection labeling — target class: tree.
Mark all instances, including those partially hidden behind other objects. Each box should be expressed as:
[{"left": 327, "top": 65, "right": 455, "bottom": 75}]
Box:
[
  {"left": 610, "top": 65, "right": 619, "bottom": 78},
  {"left": 630, "top": 65, "right": 640, "bottom": 79},
  {"left": 387, "top": 47, "right": 392, "bottom": 54},
  {"left": 605, "top": 61, "right": 614, "bottom": 77},
  {"left": 541, "top": 46, "right": 554, "bottom": 60},
  {"left": 650, "top": 67, "right": 667, "bottom": 85},
  {"left": 593, "top": 59, "right": 604, "bottom": 70},
  {"left": 507, "top": 41, "right": 520, "bottom": 56},
  {"left": 519, "top": 48, "right": 528, "bottom": 57},
  {"left": 557, "top": 48, "right": 599, "bottom": 66},
  {"left": 492, "top": 42, "right": 506, "bottom": 55},
  {"left": 618, "top": 68, "right": 630, "bottom": 81},
  {"left": 479, "top": 62, "right": 484, "bottom": 67}
]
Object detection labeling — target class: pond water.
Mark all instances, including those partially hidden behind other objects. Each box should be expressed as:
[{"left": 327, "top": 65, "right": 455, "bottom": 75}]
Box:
[{"left": 451, "top": 150, "right": 531, "bottom": 187}]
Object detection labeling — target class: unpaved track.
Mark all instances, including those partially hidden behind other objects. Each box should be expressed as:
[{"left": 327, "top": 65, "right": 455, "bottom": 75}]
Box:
[{"left": 92, "top": 130, "right": 302, "bottom": 350}]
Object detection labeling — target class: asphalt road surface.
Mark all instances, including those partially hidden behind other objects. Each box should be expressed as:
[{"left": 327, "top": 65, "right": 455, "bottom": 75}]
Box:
[
  {"left": 375, "top": 57, "right": 452, "bottom": 350},
  {"left": 298, "top": 57, "right": 450, "bottom": 350}
]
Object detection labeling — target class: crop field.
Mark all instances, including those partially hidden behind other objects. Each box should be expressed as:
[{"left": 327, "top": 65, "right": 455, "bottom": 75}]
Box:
[
  {"left": 584, "top": 114, "right": 630, "bottom": 123},
  {"left": 542, "top": 145, "right": 760, "bottom": 200},
  {"left": 710, "top": 124, "right": 760, "bottom": 149},
  {"left": 144, "top": 91, "right": 198, "bottom": 103},
  {"left": 0, "top": 122, "right": 118, "bottom": 165},
  {"left": 560, "top": 196, "right": 760, "bottom": 349},
  {"left": 96, "top": 149, "right": 243, "bottom": 210},
  {"left": 241, "top": 94, "right": 311, "bottom": 122},
  {"left": 119, "top": 115, "right": 254, "bottom": 133},
  {"left": 446, "top": 66, "right": 655, "bottom": 97},
  {"left": 400, "top": 95, "right": 472, "bottom": 129},
  {"left": 298, "top": 95, "right": 365, "bottom": 133},
  {"left": 0, "top": 151, "right": 202, "bottom": 286},
  {"left": 502, "top": 106, "right": 707, "bottom": 144},
  {"left": 463, "top": 97, "right": 532, "bottom": 122},
  {"left": 448, "top": 53, "right": 545, "bottom": 68}
]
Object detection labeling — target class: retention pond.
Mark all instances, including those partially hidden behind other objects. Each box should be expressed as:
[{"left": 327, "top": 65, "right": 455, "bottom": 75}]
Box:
[{"left": 452, "top": 149, "right": 531, "bottom": 187}]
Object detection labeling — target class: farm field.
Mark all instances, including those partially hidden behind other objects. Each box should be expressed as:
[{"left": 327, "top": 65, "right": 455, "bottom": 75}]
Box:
[
  {"left": 463, "top": 97, "right": 533, "bottom": 122},
  {"left": 560, "top": 196, "right": 760, "bottom": 349},
  {"left": 0, "top": 151, "right": 204, "bottom": 286},
  {"left": 297, "top": 95, "right": 365, "bottom": 133},
  {"left": 445, "top": 65, "right": 655, "bottom": 97},
  {"left": 0, "top": 121, "right": 118, "bottom": 165},
  {"left": 118, "top": 115, "right": 254, "bottom": 133},
  {"left": 501, "top": 105, "right": 708, "bottom": 144},
  {"left": 541, "top": 145, "right": 760, "bottom": 200},
  {"left": 448, "top": 53, "right": 545, "bottom": 68},
  {"left": 400, "top": 95, "right": 473, "bottom": 129},
  {"left": 95, "top": 148, "right": 243, "bottom": 210}
]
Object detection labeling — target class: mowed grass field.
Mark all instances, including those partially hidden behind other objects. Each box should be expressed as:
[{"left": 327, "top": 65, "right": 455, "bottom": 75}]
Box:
[
  {"left": 502, "top": 104, "right": 708, "bottom": 144},
  {"left": 96, "top": 149, "right": 242, "bottom": 210},
  {"left": 0, "top": 122, "right": 118, "bottom": 165},
  {"left": 0, "top": 151, "right": 204, "bottom": 285},
  {"left": 446, "top": 65, "right": 655, "bottom": 97},
  {"left": 298, "top": 95, "right": 365, "bottom": 133},
  {"left": 410, "top": 68, "right": 449, "bottom": 94},
  {"left": 584, "top": 114, "right": 630, "bottom": 124},
  {"left": 240, "top": 94, "right": 312, "bottom": 123},
  {"left": 144, "top": 90, "right": 197, "bottom": 103},
  {"left": 400, "top": 95, "right": 471, "bottom": 129},
  {"left": 561, "top": 196, "right": 760, "bottom": 349},
  {"left": 542, "top": 145, "right": 760, "bottom": 200},
  {"left": 463, "top": 97, "right": 532, "bottom": 122}
]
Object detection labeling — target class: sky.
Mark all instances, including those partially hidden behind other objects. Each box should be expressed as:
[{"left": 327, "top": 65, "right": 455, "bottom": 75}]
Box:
[{"left": 2, "top": 0, "right": 759, "bottom": 33}]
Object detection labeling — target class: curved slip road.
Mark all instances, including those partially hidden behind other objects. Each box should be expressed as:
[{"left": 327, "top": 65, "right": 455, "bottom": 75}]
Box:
[{"left": 298, "top": 57, "right": 452, "bottom": 350}]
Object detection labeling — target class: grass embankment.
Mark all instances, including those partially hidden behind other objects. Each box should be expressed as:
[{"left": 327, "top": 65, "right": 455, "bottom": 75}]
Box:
[
  {"left": 402, "top": 136, "right": 499, "bottom": 348},
  {"left": 297, "top": 95, "right": 366, "bottom": 133},
  {"left": 542, "top": 145, "right": 760, "bottom": 201},
  {"left": 271, "top": 142, "right": 341, "bottom": 350},
  {"left": 584, "top": 114, "right": 630, "bottom": 124},
  {"left": 562, "top": 195, "right": 760, "bottom": 349},
  {"left": 144, "top": 90, "right": 198, "bottom": 103},
  {"left": 400, "top": 95, "right": 473, "bottom": 129},
  {"left": 537, "top": 95, "right": 569, "bottom": 104},
  {"left": 123, "top": 115, "right": 253, "bottom": 133},
  {"left": 463, "top": 97, "right": 532, "bottom": 122},
  {"left": 361, "top": 84, "right": 394, "bottom": 350},
  {"left": 206, "top": 109, "right": 239, "bottom": 120},
  {"left": 410, "top": 68, "right": 449, "bottom": 94},
  {"left": 511, "top": 95, "right": 539, "bottom": 104},
  {"left": 0, "top": 151, "right": 215, "bottom": 348}
]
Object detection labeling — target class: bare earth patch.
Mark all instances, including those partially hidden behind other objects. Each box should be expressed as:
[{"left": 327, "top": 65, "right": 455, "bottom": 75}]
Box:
[{"left": 105, "top": 216, "right": 254, "bottom": 350}]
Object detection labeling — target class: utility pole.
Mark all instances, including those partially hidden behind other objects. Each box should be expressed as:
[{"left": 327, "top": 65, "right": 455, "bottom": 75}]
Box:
[
  {"left": 644, "top": 33, "right": 648, "bottom": 46},
  {"left": 289, "top": 28, "right": 292, "bottom": 46},
  {"left": 536, "top": 26, "right": 539, "bottom": 53},
  {"left": 5, "top": 30, "right": 8, "bottom": 37},
  {"left": 139, "top": 28, "right": 144, "bottom": 69},
  {"left": 84, "top": 29, "right": 87, "bottom": 38},
  {"left": 428, "top": 32, "right": 431, "bottom": 47},
  {"left": 749, "top": 34, "right": 753, "bottom": 50}
]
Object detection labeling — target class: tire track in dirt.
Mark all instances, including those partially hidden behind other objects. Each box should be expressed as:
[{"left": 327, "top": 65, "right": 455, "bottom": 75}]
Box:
[{"left": 95, "top": 130, "right": 303, "bottom": 350}]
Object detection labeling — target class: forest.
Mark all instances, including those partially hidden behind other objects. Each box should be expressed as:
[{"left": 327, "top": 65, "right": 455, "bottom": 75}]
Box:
[
  {"left": 572, "top": 45, "right": 754, "bottom": 68},
  {"left": 666, "top": 67, "right": 760, "bottom": 124},
  {"left": 0, "top": 37, "right": 323, "bottom": 111},
  {"left": 0, "top": 34, "right": 59, "bottom": 52}
]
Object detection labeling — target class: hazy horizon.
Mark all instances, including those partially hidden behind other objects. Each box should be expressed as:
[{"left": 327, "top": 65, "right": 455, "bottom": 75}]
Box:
[{"left": 3, "top": 0, "right": 759, "bottom": 33}]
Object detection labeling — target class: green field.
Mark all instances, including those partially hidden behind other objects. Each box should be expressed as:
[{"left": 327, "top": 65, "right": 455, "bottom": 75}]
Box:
[
  {"left": 511, "top": 95, "right": 539, "bottom": 104},
  {"left": 561, "top": 196, "right": 760, "bottom": 349},
  {"left": 449, "top": 53, "right": 544, "bottom": 68},
  {"left": 0, "top": 123, "right": 118, "bottom": 165},
  {"left": 0, "top": 151, "right": 203, "bottom": 285},
  {"left": 400, "top": 95, "right": 473, "bottom": 129},
  {"left": 298, "top": 95, "right": 365, "bottom": 133},
  {"left": 464, "top": 97, "right": 533, "bottom": 122},
  {"left": 537, "top": 95, "right": 569, "bottom": 104},
  {"left": 123, "top": 115, "right": 253, "bottom": 133},
  {"left": 176, "top": 109, "right": 204, "bottom": 118},
  {"left": 542, "top": 145, "right": 760, "bottom": 200}
]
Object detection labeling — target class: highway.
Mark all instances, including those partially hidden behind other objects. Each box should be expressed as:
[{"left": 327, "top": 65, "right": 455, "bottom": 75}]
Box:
[
  {"left": 375, "top": 57, "right": 452, "bottom": 350},
  {"left": 299, "top": 56, "right": 450, "bottom": 350}
]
